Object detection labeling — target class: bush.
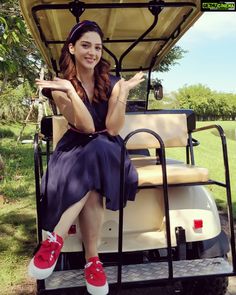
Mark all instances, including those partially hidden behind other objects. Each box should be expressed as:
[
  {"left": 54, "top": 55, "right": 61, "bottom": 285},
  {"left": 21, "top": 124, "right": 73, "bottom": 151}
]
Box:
[
  {"left": 0, "top": 127, "right": 15, "bottom": 138},
  {"left": 0, "top": 82, "right": 37, "bottom": 122}
]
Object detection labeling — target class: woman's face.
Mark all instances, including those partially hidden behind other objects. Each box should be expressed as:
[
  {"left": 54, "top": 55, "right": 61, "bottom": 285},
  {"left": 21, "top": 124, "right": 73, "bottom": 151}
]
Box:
[{"left": 69, "top": 31, "right": 102, "bottom": 71}]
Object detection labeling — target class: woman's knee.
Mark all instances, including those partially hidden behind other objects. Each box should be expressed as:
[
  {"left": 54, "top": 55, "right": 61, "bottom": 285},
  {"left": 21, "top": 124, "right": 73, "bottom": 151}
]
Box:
[{"left": 85, "top": 190, "right": 103, "bottom": 207}]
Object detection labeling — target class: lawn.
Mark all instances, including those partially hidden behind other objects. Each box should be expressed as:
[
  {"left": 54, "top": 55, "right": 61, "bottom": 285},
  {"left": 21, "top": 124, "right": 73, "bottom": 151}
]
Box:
[
  {"left": 0, "top": 122, "right": 37, "bottom": 295},
  {"left": 0, "top": 119, "right": 236, "bottom": 294}
]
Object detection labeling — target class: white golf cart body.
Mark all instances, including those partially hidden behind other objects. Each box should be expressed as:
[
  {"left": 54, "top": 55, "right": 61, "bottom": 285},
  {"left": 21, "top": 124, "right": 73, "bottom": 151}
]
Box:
[{"left": 19, "top": 0, "right": 236, "bottom": 294}]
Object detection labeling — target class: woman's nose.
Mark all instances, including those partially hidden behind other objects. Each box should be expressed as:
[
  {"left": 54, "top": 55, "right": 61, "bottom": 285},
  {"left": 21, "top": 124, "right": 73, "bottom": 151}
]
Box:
[{"left": 88, "top": 47, "right": 96, "bottom": 55}]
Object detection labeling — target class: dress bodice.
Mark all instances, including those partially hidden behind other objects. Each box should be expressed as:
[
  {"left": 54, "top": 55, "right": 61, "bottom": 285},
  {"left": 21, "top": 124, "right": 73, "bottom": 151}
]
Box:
[{"left": 79, "top": 74, "right": 120, "bottom": 132}]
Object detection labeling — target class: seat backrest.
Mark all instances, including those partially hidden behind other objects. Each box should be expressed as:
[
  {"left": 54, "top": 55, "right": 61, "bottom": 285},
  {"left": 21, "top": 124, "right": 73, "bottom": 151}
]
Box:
[
  {"left": 120, "top": 113, "right": 188, "bottom": 149},
  {"left": 51, "top": 113, "right": 188, "bottom": 150},
  {"left": 52, "top": 116, "right": 68, "bottom": 150}
]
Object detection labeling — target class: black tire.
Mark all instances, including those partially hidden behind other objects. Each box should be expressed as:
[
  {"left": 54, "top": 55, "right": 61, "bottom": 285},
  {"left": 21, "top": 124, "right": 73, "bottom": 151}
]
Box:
[
  {"left": 109, "top": 286, "right": 175, "bottom": 295},
  {"left": 182, "top": 277, "right": 228, "bottom": 295}
]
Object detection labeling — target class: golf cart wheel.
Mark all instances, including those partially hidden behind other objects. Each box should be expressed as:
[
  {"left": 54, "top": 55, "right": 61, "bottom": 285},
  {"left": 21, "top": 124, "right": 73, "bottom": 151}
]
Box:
[
  {"left": 182, "top": 277, "right": 228, "bottom": 295},
  {"left": 110, "top": 286, "right": 175, "bottom": 295}
]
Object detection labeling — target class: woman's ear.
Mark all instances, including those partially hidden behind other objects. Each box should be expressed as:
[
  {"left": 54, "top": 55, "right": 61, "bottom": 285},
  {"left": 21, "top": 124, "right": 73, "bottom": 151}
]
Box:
[{"left": 68, "top": 43, "right": 75, "bottom": 55}]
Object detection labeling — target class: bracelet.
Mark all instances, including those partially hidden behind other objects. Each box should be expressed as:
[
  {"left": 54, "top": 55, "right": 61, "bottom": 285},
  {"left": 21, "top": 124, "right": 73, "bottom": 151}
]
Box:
[{"left": 117, "top": 99, "right": 127, "bottom": 105}]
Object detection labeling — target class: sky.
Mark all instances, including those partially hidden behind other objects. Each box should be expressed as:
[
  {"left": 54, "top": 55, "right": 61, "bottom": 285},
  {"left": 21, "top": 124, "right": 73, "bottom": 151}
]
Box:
[{"left": 156, "top": 12, "right": 236, "bottom": 94}]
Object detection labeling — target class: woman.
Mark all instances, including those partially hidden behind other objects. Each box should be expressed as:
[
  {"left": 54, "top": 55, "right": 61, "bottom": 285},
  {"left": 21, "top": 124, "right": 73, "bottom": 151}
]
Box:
[{"left": 28, "top": 20, "right": 144, "bottom": 295}]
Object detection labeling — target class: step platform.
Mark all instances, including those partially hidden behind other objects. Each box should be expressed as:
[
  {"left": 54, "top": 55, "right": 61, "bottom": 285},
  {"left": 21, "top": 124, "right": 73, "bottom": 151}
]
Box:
[{"left": 45, "top": 257, "right": 232, "bottom": 290}]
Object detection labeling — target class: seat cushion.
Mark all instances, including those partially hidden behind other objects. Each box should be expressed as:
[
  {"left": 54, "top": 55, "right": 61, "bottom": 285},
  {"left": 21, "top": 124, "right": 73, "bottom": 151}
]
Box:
[{"left": 134, "top": 162, "right": 209, "bottom": 186}]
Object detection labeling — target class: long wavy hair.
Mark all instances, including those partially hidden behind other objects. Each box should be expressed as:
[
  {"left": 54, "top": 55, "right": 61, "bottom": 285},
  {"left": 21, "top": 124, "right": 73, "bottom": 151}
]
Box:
[{"left": 59, "top": 20, "right": 111, "bottom": 102}]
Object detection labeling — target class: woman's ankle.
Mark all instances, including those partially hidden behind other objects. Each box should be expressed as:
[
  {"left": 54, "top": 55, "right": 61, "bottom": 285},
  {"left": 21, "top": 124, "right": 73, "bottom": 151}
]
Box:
[
  {"left": 85, "top": 252, "right": 99, "bottom": 262},
  {"left": 53, "top": 230, "right": 67, "bottom": 241}
]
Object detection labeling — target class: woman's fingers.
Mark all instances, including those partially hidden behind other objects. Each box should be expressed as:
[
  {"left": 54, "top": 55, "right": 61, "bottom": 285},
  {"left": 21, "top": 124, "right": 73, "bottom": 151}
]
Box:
[
  {"left": 35, "top": 79, "right": 54, "bottom": 88},
  {"left": 127, "top": 72, "right": 145, "bottom": 88},
  {"left": 119, "top": 72, "right": 145, "bottom": 93},
  {"left": 53, "top": 77, "right": 61, "bottom": 81},
  {"left": 35, "top": 78, "right": 72, "bottom": 92}
]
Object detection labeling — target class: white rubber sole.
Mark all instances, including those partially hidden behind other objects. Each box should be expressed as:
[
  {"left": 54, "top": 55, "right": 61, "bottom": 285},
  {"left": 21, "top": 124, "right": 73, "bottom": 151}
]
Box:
[
  {"left": 86, "top": 281, "right": 109, "bottom": 295},
  {"left": 28, "top": 258, "right": 58, "bottom": 280}
]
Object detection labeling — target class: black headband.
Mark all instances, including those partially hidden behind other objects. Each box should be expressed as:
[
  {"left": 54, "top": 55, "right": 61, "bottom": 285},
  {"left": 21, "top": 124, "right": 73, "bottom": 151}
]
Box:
[{"left": 69, "top": 20, "right": 101, "bottom": 42}]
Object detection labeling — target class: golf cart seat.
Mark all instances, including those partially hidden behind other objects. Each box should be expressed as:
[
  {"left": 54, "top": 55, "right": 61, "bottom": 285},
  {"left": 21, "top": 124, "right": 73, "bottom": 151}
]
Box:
[{"left": 49, "top": 111, "right": 209, "bottom": 187}]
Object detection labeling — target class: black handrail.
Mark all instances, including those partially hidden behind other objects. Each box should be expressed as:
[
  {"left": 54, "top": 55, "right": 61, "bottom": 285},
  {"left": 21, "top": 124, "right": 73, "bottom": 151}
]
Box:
[
  {"left": 32, "top": 1, "right": 196, "bottom": 12},
  {"left": 118, "top": 14, "right": 159, "bottom": 71},
  {"left": 34, "top": 133, "right": 42, "bottom": 242},
  {"left": 192, "top": 124, "right": 236, "bottom": 272},
  {"left": 118, "top": 128, "right": 173, "bottom": 290},
  {"left": 33, "top": 133, "right": 46, "bottom": 291}
]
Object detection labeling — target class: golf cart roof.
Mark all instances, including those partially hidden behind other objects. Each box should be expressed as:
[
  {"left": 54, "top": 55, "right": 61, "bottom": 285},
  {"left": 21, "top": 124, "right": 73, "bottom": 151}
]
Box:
[{"left": 20, "top": 0, "right": 202, "bottom": 75}]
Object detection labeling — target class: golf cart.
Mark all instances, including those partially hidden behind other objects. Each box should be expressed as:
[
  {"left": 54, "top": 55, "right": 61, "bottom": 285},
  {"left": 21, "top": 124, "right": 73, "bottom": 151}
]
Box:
[{"left": 20, "top": 0, "right": 236, "bottom": 294}]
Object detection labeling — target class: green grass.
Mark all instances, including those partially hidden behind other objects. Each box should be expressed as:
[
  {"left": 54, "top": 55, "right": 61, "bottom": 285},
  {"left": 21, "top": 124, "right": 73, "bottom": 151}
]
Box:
[
  {"left": 0, "top": 120, "right": 236, "bottom": 293},
  {"left": 0, "top": 122, "right": 37, "bottom": 294}
]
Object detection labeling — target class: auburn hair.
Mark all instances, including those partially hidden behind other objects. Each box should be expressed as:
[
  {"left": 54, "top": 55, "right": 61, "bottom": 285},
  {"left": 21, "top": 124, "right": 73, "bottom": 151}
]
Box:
[{"left": 59, "top": 21, "right": 111, "bottom": 102}]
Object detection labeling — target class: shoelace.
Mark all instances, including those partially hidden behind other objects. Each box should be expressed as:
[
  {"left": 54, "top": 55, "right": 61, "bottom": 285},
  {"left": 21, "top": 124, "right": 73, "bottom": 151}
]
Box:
[
  {"left": 46, "top": 232, "right": 61, "bottom": 245},
  {"left": 37, "top": 232, "right": 61, "bottom": 262},
  {"left": 85, "top": 260, "right": 104, "bottom": 273}
]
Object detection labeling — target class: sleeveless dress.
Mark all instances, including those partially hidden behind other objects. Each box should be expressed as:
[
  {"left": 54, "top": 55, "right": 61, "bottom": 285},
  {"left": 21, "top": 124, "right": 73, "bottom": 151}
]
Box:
[{"left": 40, "top": 75, "right": 138, "bottom": 231}]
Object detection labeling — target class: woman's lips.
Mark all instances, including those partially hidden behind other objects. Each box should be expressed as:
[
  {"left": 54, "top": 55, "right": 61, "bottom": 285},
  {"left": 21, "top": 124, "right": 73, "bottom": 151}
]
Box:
[{"left": 85, "top": 57, "right": 95, "bottom": 63}]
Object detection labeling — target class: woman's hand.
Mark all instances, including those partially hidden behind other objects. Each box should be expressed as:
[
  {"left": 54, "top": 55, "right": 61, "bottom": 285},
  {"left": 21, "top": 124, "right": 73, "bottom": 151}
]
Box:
[
  {"left": 35, "top": 77, "right": 74, "bottom": 94},
  {"left": 119, "top": 71, "right": 145, "bottom": 95}
]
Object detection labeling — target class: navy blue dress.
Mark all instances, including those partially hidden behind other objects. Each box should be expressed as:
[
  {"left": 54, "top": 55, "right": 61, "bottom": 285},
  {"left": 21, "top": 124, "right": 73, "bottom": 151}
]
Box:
[{"left": 40, "top": 75, "right": 138, "bottom": 231}]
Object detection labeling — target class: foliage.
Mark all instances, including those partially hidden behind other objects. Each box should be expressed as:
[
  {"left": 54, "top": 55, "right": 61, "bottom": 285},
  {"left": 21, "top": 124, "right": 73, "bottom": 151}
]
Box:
[
  {"left": 148, "top": 92, "right": 178, "bottom": 110},
  {"left": 158, "top": 46, "right": 187, "bottom": 72},
  {"left": 0, "top": 0, "right": 43, "bottom": 124},
  {"left": 124, "top": 46, "right": 187, "bottom": 100},
  {"left": 0, "top": 82, "right": 37, "bottom": 122},
  {"left": 0, "top": 0, "right": 42, "bottom": 93},
  {"left": 174, "top": 84, "right": 236, "bottom": 120}
]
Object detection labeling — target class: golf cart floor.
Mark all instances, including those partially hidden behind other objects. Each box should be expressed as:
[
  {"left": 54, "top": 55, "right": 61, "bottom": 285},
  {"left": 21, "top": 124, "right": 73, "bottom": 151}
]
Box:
[{"left": 45, "top": 257, "right": 232, "bottom": 290}]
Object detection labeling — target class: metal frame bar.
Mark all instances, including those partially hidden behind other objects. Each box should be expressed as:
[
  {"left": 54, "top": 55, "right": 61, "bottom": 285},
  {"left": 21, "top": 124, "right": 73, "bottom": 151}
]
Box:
[
  {"left": 118, "top": 14, "right": 159, "bottom": 71},
  {"left": 33, "top": 133, "right": 43, "bottom": 242},
  {"left": 188, "top": 132, "right": 195, "bottom": 165},
  {"left": 33, "top": 133, "right": 46, "bottom": 292},
  {"left": 31, "top": 1, "right": 196, "bottom": 74},
  {"left": 192, "top": 124, "right": 236, "bottom": 272},
  {"left": 32, "top": 1, "right": 196, "bottom": 12},
  {"left": 118, "top": 128, "right": 173, "bottom": 291},
  {"left": 44, "top": 37, "right": 169, "bottom": 44}
]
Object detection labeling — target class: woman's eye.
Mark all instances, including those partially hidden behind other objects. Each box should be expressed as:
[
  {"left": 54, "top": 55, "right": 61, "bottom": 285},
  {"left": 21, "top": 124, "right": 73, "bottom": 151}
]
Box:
[
  {"left": 82, "top": 44, "right": 89, "bottom": 48},
  {"left": 96, "top": 47, "right": 102, "bottom": 51}
]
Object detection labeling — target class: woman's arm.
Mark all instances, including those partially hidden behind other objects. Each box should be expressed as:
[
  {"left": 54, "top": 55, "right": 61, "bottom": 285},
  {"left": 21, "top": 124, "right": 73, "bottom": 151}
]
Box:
[
  {"left": 105, "top": 72, "right": 144, "bottom": 135},
  {"left": 36, "top": 78, "right": 95, "bottom": 133}
]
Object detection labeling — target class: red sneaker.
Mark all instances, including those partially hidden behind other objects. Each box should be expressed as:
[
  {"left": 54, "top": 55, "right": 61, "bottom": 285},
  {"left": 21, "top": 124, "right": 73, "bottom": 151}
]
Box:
[
  {"left": 28, "top": 232, "right": 63, "bottom": 280},
  {"left": 84, "top": 257, "right": 109, "bottom": 295}
]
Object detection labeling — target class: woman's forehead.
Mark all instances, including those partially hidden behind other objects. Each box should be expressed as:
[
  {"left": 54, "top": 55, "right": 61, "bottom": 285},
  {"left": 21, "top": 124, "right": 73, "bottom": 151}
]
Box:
[{"left": 79, "top": 31, "right": 102, "bottom": 44}]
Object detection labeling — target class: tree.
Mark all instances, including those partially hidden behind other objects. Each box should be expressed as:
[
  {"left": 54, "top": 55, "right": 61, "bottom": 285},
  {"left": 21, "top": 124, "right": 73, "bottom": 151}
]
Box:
[
  {"left": 157, "top": 46, "right": 187, "bottom": 73},
  {"left": 0, "top": 0, "right": 42, "bottom": 93},
  {"left": 124, "top": 45, "right": 187, "bottom": 101},
  {"left": 175, "top": 84, "right": 236, "bottom": 120}
]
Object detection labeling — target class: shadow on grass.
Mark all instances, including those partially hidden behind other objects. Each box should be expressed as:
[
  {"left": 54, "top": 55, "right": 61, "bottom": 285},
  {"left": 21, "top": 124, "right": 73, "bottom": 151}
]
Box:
[
  {"left": 0, "top": 210, "right": 37, "bottom": 256},
  {"left": 216, "top": 199, "right": 236, "bottom": 219},
  {"left": 0, "top": 142, "right": 35, "bottom": 200},
  {"left": 0, "top": 144, "right": 34, "bottom": 169},
  {"left": 0, "top": 127, "right": 15, "bottom": 138},
  {"left": 2, "top": 184, "right": 35, "bottom": 200}
]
